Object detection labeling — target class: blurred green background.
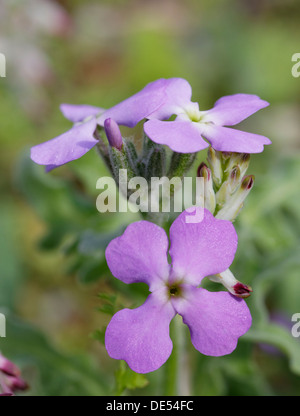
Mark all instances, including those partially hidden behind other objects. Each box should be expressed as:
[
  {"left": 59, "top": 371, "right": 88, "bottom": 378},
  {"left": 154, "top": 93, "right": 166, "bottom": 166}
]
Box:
[{"left": 0, "top": 0, "right": 299, "bottom": 396}]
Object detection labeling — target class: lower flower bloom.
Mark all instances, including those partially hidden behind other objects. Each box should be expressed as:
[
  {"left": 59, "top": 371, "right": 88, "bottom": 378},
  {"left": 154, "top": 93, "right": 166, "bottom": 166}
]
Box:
[{"left": 105, "top": 209, "right": 252, "bottom": 373}]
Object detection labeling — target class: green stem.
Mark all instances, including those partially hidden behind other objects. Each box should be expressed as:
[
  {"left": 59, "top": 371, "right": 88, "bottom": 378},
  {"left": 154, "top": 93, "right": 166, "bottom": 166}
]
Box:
[
  {"left": 177, "top": 318, "right": 192, "bottom": 395},
  {"left": 162, "top": 315, "right": 191, "bottom": 396},
  {"left": 163, "top": 317, "right": 178, "bottom": 396}
]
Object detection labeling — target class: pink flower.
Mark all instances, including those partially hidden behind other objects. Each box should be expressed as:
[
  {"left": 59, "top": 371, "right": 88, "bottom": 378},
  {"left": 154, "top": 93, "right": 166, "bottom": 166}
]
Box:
[
  {"left": 144, "top": 78, "right": 271, "bottom": 153},
  {"left": 105, "top": 209, "right": 252, "bottom": 373}
]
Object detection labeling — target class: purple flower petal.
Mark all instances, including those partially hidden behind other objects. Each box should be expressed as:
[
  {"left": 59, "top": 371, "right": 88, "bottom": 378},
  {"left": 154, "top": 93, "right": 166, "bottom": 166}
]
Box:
[
  {"left": 98, "top": 78, "right": 185, "bottom": 128},
  {"left": 105, "top": 291, "right": 175, "bottom": 373},
  {"left": 144, "top": 120, "right": 209, "bottom": 153},
  {"left": 30, "top": 118, "right": 98, "bottom": 170},
  {"left": 147, "top": 78, "right": 193, "bottom": 120},
  {"left": 200, "top": 124, "right": 272, "bottom": 154},
  {"left": 173, "top": 287, "right": 252, "bottom": 356},
  {"left": 169, "top": 209, "right": 237, "bottom": 286},
  {"left": 60, "top": 104, "right": 104, "bottom": 123},
  {"left": 204, "top": 94, "right": 270, "bottom": 126},
  {"left": 98, "top": 78, "right": 192, "bottom": 127},
  {"left": 105, "top": 221, "right": 170, "bottom": 292}
]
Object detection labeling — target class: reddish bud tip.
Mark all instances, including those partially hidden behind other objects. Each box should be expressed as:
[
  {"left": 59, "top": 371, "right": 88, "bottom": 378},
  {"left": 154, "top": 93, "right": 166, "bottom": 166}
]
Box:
[
  {"left": 233, "top": 283, "right": 253, "bottom": 298},
  {"left": 241, "top": 153, "right": 251, "bottom": 163},
  {"left": 241, "top": 175, "right": 254, "bottom": 190},
  {"left": 6, "top": 376, "right": 28, "bottom": 392},
  {"left": 197, "top": 162, "right": 210, "bottom": 180}
]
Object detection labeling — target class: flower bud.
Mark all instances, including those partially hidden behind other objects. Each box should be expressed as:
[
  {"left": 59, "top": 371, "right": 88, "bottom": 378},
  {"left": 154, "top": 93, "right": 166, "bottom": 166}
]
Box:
[
  {"left": 5, "top": 375, "right": 28, "bottom": 392},
  {"left": 239, "top": 153, "right": 251, "bottom": 178},
  {"left": 225, "top": 153, "right": 250, "bottom": 179},
  {"left": 207, "top": 147, "right": 223, "bottom": 188},
  {"left": 241, "top": 174, "right": 254, "bottom": 190},
  {"left": 146, "top": 146, "right": 167, "bottom": 180},
  {"left": 197, "top": 162, "right": 216, "bottom": 213},
  {"left": 230, "top": 165, "right": 241, "bottom": 185},
  {"left": 108, "top": 146, "right": 136, "bottom": 185},
  {"left": 215, "top": 166, "right": 241, "bottom": 207},
  {"left": 104, "top": 118, "right": 123, "bottom": 151},
  {"left": 209, "top": 269, "right": 252, "bottom": 298},
  {"left": 216, "top": 175, "right": 254, "bottom": 221},
  {"left": 168, "top": 152, "right": 197, "bottom": 179}
]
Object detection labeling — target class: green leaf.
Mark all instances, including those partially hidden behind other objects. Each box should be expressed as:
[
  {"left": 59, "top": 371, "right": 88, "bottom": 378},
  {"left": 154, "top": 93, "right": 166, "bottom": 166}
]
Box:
[
  {"left": 91, "top": 328, "right": 106, "bottom": 345},
  {"left": 15, "top": 152, "right": 95, "bottom": 228},
  {"left": 244, "top": 324, "right": 300, "bottom": 375},
  {"left": 78, "top": 228, "right": 126, "bottom": 256},
  {"left": 240, "top": 245, "right": 300, "bottom": 375},
  {"left": 0, "top": 202, "right": 24, "bottom": 311},
  {"left": 97, "top": 292, "right": 121, "bottom": 316},
  {"left": 77, "top": 257, "right": 108, "bottom": 284},
  {"left": 114, "top": 361, "right": 148, "bottom": 395}
]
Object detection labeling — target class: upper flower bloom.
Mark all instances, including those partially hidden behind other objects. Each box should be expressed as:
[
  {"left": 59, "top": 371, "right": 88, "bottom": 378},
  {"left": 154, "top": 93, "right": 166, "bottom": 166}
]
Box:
[
  {"left": 30, "top": 78, "right": 181, "bottom": 171},
  {"left": 105, "top": 208, "right": 252, "bottom": 373},
  {"left": 144, "top": 78, "right": 271, "bottom": 154}
]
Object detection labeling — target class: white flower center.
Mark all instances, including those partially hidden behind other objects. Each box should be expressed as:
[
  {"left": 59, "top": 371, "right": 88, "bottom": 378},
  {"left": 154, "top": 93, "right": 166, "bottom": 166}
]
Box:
[{"left": 176, "top": 102, "right": 207, "bottom": 123}]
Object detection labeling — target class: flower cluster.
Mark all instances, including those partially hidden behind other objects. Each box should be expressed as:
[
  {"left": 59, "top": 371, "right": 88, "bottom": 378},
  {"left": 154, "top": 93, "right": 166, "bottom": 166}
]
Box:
[
  {"left": 30, "top": 78, "right": 270, "bottom": 374},
  {"left": 198, "top": 148, "right": 255, "bottom": 221},
  {"left": 0, "top": 354, "right": 28, "bottom": 396}
]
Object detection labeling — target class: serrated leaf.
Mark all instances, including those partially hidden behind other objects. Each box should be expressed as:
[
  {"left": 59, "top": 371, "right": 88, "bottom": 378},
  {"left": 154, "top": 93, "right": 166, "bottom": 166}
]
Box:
[
  {"left": 115, "top": 361, "right": 148, "bottom": 395},
  {"left": 91, "top": 328, "right": 106, "bottom": 345}
]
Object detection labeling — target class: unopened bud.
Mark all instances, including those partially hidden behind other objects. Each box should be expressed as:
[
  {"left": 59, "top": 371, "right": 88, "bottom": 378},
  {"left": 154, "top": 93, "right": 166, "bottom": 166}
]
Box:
[
  {"left": 168, "top": 152, "right": 197, "bottom": 179},
  {"left": 233, "top": 282, "right": 253, "bottom": 297},
  {"left": 209, "top": 269, "right": 252, "bottom": 298},
  {"left": 104, "top": 118, "right": 123, "bottom": 151},
  {"left": 197, "top": 162, "right": 210, "bottom": 180},
  {"left": 225, "top": 153, "right": 250, "bottom": 179},
  {"left": 241, "top": 174, "right": 254, "bottom": 190},
  {"left": 6, "top": 375, "right": 28, "bottom": 392},
  {"left": 146, "top": 146, "right": 167, "bottom": 180},
  {"left": 216, "top": 175, "right": 255, "bottom": 221},
  {"left": 230, "top": 165, "right": 240, "bottom": 182},
  {"left": 221, "top": 152, "right": 232, "bottom": 161},
  {"left": 207, "top": 147, "right": 223, "bottom": 188},
  {"left": 228, "top": 165, "right": 241, "bottom": 194},
  {"left": 215, "top": 165, "right": 241, "bottom": 207},
  {"left": 197, "top": 162, "right": 216, "bottom": 213},
  {"left": 240, "top": 153, "right": 250, "bottom": 175}
]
